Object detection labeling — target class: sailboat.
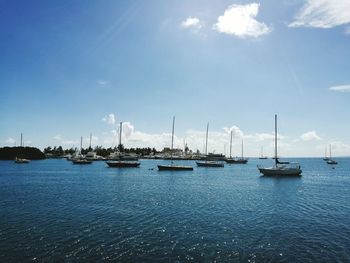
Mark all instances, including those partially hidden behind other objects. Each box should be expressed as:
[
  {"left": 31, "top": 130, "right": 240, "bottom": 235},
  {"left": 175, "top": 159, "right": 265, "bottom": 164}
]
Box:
[
  {"left": 85, "top": 133, "right": 105, "bottom": 161},
  {"left": 158, "top": 117, "right": 193, "bottom": 171},
  {"left": 326, "top": 144, "right": 338, "bottom": 165},
  {"left": 14, "top": 133, "right": 30, "bottom": 163},
  {"left": 259, "top": 146, "right": 268, "bottom": 159},
  {"left": 257, "top": 115, "right": 302, "bottom": 176},
  {"left": 323, "top": 145, "right": 329, "bottom": 161},
  {"left": 106, "top": 122, "right": 140, "bottom": 168},
  {"left": 196, "top": 123, "right": 224, "bottom": 167},
  {"left": 225, "top": 136, "right": 248, "bottom": 164},
  {"left": 72, "top": 136, "right": 92, "bottom": 164}
]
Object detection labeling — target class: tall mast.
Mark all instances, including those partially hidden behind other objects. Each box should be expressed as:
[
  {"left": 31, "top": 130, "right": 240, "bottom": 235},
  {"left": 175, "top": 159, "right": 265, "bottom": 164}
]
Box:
[
  {"left": 275, "top": 114, "right": 278, "bottom": 165},
  {"left": 89, "top": 133, "right": 92, "bottom": 149},
  {"left": 119, "top": 122, "right": 122, "bottom": 148},
  {"left": 118, "top": 122, "right": 123, "bottom": 159},
  {"left": 171, "top": 116, "right": 175, "bottom": 162},
  {"left": 80, "top": 136, "right": 82, "bottom": 154},
  {"left": 230, "top": 130, "right": 233, "bottom": 159},
  {"left": 20, "top": 133, "right": 23, "bottom": 147},
  {"left": 205, "top": 122, "right": 209, "bottom": 155},
  {"left": 241, "top": 139, "right": 244, "bottom": 159},
  {"left": 329, "top": 144, "right": 332, "bottom": 159}
]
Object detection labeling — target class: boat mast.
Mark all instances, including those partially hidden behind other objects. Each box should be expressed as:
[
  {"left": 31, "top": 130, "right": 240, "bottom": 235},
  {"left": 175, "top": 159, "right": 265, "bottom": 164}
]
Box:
[
  {"left": 119, "top": 122, "right": 123, "bottom": 159},
  {"left": 89, "top": 133, "right": 92, "bottom": 150},
  {"left": 205, "top": 122, "right": 209, "bottom": 155},
  {"left": 241, "top": 140, "right": 244, "bottom": 159},
  {"left": 171, "top": 116, "right": 175, "bottom": 163},
  {"left": 20, "top": 133, "right": 23, "bottom": 147},
  {"left": 329, "top": 144, "right": 332, "bottom": 160},
  {"left": 119, "top": 122, "right": 122, "bottom": 149},
  {"left": 80, "top": 136, "right": 82, "bottom": 155},
  {"left": 230, "top": 130, "right": 233, "bottom": 159},
  {"left": 275, "top": 114, "right": 278, "bottom": 165}
]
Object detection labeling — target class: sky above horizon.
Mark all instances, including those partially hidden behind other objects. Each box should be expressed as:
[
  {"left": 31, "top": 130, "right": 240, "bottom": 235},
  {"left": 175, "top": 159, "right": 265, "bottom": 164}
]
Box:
[{"left": 1, "top": 0, "right": 350, "bottom": 157}]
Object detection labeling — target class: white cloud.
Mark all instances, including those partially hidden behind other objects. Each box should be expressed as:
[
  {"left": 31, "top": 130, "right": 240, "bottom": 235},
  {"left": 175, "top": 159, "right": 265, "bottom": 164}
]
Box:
[
  {"left": 111, "top": 129, "right": 118, "bottom": 137},
  {"left": 247, "top": 132, "right": 274, "bottom": 141},
  {"left": 223, "top": 125, "right": 244, "bottom": 138},
  {"left": 24, "top": 140, "right": 32, "bottom": 146},
  {"left": 53, "top": 134, "right": 79, "bottom": 146},
  {"left": 97, "top": 80, "right": 109, "bottom": 85},
  {"left": 5, "top": 137, "right": 16, "bottom": 144},
  {"left": 104, "top": 123, "right": 135, "bottom": 145},
  {"left": 317, "top": 141, "right": 350, "bottom": 156},
  {"left": 329, "top": 141, "right": 350, "bottom": 151},
  {"left": 289, "top": 0, "right": 350, "bottom": 28},
  {"left": 239, "top": 131, "right": 286, "bottom": 141},
  {"left": 102, "top": 130, "right": 118, "bottom": 146},
  {"left": 83, "top": 135, "right": 99, "bottom": 146},
  {"left": 97, "top": 120, "right": 344, "bottom": 157},
  {"left": 181, "top": 17, "right": 202, "bottom": 29},
  {"left": 300, "top": 131, "right": 322, "bottom": 141},
  {"left": 329, "top": 85, "right": 350, "bottom": 92},
  {"left": 102, "top": 113, "right": 116, "bottom": 125},
  {"left": 213, "top": 3, "right": 272, "bottom": 38},
  {"left": 122, "top": 122, "right": 134, "bottom": 139},
  {"left": 53, "top": 134, "right": 63, "bottom": 140},
  {"left": 114, "top": 125, "right": 290, "bottom": 155}
]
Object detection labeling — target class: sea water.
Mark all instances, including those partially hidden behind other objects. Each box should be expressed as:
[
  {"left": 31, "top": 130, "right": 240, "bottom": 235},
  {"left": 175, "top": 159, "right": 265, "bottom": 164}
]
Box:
[{"left": 0, "top": 158, "right": 349, "bottom": 262}]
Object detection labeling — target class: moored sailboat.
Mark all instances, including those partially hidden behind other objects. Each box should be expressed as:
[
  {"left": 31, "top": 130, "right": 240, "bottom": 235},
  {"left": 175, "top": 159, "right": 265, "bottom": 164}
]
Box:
[
  {"left": 196, "top": 123, "right": 224, "bottom": 168},
  {"left": 225, "top": 137, "right": 248, "bottom": 164},
  {"left": 85, "top": 133, "right": 105, "bottom": 161},
  {"left": 72, "top": 136, "right": 92, "bottom": 164},
  {"left": 259, "top": 146, "right": 268, "bottom": 159},
  {"left": 14, "top": 133, "right": 30, "bottom": 163},
  {"left": 326, "top": 144, "right": 337, "bottom": 165},
  {"left": 158, "top": 117, "right": 193, "bottom": 171},
  {"left": 106, "top": 122, "right": 140, "bottom": 168},
  {"left": 257, "top": 115, "right": 302, "bottom": 176},
  {"left": 323, "top": 145, "right": 329, "bottom": 161}
]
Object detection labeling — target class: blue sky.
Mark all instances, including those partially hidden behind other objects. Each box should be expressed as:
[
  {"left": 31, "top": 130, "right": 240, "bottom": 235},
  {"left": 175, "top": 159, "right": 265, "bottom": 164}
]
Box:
[{"left": 1, "top": 0, "right": 350, "bottom": 157}]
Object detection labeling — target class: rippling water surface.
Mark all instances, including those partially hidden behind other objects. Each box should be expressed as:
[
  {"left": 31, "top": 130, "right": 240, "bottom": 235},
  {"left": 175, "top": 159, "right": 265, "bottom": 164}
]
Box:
[{"left": 1, "top": 158, "right": 350, "bottom": 262}]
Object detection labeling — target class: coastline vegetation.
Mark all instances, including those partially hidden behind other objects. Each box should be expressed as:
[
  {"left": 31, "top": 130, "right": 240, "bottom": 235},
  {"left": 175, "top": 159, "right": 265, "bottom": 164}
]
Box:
[
  {"left": 0, "top": 147, "right": 45, "bottom": 160},
  {"left": 0, "top": 144, "right": 197, "bottom": 160},
  {"left": 43, "top": 145, "right": 159, "bottom": 157}
]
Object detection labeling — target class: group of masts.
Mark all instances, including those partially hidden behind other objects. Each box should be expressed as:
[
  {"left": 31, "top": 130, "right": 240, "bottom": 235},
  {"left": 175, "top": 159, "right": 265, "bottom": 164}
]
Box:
[
  {"left": 15, "top": 115, "right": 340, "bottom": 175},
  {"left": 323, "top": 144, "right": 338, "bottom": 165}
]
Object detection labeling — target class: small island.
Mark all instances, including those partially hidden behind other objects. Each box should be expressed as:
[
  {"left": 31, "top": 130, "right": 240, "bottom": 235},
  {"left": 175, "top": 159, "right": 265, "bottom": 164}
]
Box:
[{"left": 0, "top": 147, "right": 46, "bottom": 160}]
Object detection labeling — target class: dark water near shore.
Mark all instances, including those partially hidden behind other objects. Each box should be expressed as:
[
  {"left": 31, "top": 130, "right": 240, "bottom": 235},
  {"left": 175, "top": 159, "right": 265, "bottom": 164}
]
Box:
[{"left": 1, "top": 158, "right": 350, "bottom": 262}]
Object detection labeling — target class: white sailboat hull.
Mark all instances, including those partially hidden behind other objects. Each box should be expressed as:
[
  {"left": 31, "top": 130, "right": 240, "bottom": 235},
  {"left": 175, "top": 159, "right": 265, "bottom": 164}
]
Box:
[{"left": 257, "top": 115, "right": 302, "bottom": 177}]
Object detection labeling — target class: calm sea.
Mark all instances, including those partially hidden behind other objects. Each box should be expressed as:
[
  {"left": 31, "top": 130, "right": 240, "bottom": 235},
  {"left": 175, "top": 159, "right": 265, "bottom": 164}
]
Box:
[{"left": 0, "top": 158, "right": 349, "bottom": 262}]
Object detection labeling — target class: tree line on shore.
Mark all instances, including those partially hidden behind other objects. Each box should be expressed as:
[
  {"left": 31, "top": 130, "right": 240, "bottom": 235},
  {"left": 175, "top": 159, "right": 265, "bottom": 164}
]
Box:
[
  {"left": 0, "top": 144, "right": 194, "bottom": 160},
  {"left": 44, "top": 145, "right": 159, "bottom": 157},
  {"left": 0, "top": 147, "right": 46, "bottom": 160}
]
